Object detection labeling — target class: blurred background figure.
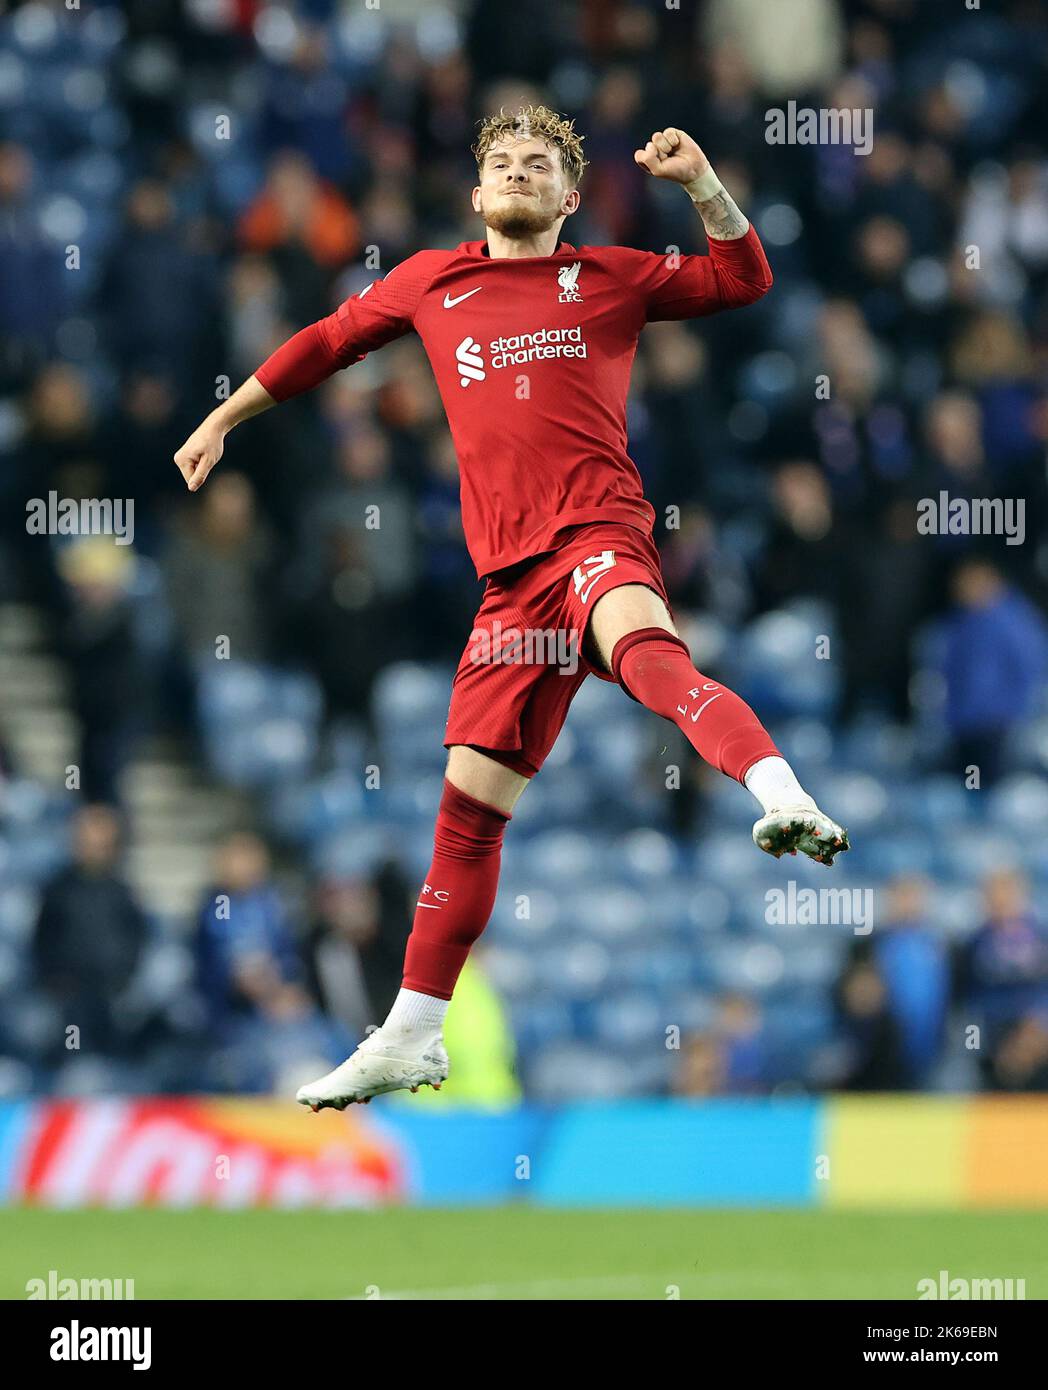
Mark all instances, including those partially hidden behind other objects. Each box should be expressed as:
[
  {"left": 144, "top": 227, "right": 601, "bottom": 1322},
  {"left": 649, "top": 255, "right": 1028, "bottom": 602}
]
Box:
[
  {"left": 837, "top": 876, "right": 948, "bottom": 1089},
  {"left": 163, "top": 472, "right": 276, "bottom": 668},
  {"left": 673, "top": 1032, "right": 727, "bottom": 1098},
  {"left": 193, "top": 831, "right": 302, "bottom": 1037},
  {"left": 237, "top": 151, "right": 361, "bottom": 323},
  {"left": 938, "top": 561, "right": 1048, "bottom": 786},
  {"left": 98, "top": 178, "right": 221, "bottom": 395},
  {"left": 673, "top": 995, "right": 768, "bottom": 1097},
  {"left": 31, "top": 805, "right": 146, "bottom": 1068},
  {"left": 834, "top": 956, "right": 908, "bottom": 1092},
  {"left": 193, "top": 830, "right": 349, "bottom": 1092},
  {"left": 305, "top": 861, "right": 409, "bottom": 1038},
  {"left": 57, "top": 540, "right": 144, "bottom": 806},
  {"left": 958, "top": 868, "right": 1048, "bottom": 1091},
  {"left": 714, "top": 993, "right": 768, "bottom": 1093}
]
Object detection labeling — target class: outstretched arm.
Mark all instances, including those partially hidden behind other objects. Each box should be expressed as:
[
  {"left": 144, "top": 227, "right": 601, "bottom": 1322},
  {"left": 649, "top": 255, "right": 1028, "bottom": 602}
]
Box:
[
  {"left": 173, "top": 375, "right": 275, "bottom": 493},
  {"left": 173, "top": 249, "right": 443, "bottom": 493},
  {"left": 634, "top": 127, "right": 749, "bottom": 241},
  {"left": 173, "top": 318, "right": 344, "bottom": 492}
]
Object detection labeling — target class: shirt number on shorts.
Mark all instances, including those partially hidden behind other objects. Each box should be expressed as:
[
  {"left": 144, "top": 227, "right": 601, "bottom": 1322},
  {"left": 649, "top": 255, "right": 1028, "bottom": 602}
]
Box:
[{"left": 572, "top": 550, "right": 617, "bottom": 605}]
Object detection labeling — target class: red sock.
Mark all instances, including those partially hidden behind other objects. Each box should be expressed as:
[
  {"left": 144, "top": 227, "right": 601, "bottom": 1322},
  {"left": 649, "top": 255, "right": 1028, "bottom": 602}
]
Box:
[
  {"left": 611, "top": 627, "right": 779, "bottom": 782},
  {"left": 401, "top": 779, "right": 510, "bottom": 999}
]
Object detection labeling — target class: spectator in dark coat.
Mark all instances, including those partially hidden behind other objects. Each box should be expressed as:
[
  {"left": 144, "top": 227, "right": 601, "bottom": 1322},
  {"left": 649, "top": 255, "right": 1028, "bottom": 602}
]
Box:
[
  {"left": 834, "top": 962, "right": 909, "bottom": 1090},
  {"left": 305, "top": 859, "right": 411, "bottom": 1039},
  {"left": 32, "top": 805, "right": 147, "bottom": 1061},
  {"left": 97, "top": 178, "right": 221, "bottom": 395},
  {"left": 163, "top": 472, "right": 277, "bottom": 666},
  {"left": 58, "top": 539, "right": 144, "bottom": 807}
]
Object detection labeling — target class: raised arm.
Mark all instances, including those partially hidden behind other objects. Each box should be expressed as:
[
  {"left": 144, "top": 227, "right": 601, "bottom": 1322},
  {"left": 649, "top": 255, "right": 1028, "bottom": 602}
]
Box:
[
  {"left": 631, "top": 126, "right": 772, "bottom": 318},
  {"left": 634, "top": 126, "right": 749, "bottom": 240}
]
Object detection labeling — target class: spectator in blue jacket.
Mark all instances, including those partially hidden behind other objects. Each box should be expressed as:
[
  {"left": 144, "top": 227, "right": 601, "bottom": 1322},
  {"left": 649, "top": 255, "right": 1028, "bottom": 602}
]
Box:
[
  {"left": 193, "top": 831, "right": 304, "bottom": 1036},
  {"left": 840, "top": 875, "right": 948, "bottom": 1088},
  {"left": 939, "top": 560, "right": 1048, "bottom": 785},
  {"left": 959, "top": 868, "right": 1048, "bottom": 1089},
  {"left": 871, "top": 876, "right": 949, "bottom": 1087},
  {"left": 193, "top": 830, "right": 351, "bottom": 1091}
]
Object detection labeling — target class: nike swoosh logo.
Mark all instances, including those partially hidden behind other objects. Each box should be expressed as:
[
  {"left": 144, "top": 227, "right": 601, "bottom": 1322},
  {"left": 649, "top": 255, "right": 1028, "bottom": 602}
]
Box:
[
  {"left": 443, "top": 288, "right": 482, "bottom": 309},
  {"left": 690, "top": 693, "right": 722, "bottom": 722},
  {"left": 415, "top": 902, "right": 442, "bottom": 910}
]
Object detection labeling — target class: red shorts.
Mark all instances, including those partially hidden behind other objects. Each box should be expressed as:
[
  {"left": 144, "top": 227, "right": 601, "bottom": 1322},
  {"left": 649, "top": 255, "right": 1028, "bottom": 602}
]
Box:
[{"left": 444, "top": 522, "right": 671, "bottom": 777}]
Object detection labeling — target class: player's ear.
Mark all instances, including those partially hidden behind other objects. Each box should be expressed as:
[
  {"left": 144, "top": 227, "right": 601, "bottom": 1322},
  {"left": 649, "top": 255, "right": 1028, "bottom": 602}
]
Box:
[
  {"left": 471, "top": 185, "right": 482, "bottom": 213},
  {"left": 561, "top": 187, "right": 581, "bottom": 216}
]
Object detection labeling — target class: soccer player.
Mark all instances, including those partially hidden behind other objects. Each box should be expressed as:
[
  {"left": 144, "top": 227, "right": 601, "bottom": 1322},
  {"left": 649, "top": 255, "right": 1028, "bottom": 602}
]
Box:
[{"left": 174, "top": 108, "right": 849, "bottom": 1109}]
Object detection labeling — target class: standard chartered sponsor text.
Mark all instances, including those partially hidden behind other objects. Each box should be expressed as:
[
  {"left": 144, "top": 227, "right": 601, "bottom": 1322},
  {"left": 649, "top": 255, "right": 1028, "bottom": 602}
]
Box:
[{"left": 489, "top": 325, "right": 587, "bottom": 368}]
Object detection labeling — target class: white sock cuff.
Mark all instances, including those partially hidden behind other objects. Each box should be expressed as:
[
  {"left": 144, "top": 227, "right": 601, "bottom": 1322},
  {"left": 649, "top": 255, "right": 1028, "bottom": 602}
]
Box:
[
  {"left": 385, "top": 988, "right": 449, "bottom": 1034},
  {"left": 743, "top": 755, "right": 814, "bottom": 816}
]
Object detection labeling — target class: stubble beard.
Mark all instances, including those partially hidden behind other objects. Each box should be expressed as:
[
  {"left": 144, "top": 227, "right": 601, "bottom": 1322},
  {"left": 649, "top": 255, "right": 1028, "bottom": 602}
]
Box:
[{"left": 482, "top": 196, "right": 558, "bottom": 240}]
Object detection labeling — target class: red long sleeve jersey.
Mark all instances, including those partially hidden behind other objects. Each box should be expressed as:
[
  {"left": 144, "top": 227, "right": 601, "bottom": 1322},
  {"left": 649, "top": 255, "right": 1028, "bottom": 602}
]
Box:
[{"left": 255, "top": 228, "right": 773, "bottom": 577}]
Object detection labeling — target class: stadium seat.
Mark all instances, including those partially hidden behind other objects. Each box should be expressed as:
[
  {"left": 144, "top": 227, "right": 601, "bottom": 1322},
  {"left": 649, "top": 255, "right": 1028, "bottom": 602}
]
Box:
[{"left": 371, "top": 662, "right": 453, "bottom": 734}]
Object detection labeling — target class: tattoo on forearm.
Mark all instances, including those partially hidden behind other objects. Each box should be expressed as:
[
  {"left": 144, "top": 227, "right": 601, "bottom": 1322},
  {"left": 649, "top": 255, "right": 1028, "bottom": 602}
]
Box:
[{"left": 695, "top": 189, "right": 749, "bottom": 241}]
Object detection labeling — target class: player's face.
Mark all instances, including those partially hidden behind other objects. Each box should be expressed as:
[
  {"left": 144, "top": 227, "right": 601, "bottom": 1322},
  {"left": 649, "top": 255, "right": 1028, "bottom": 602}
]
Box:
[{"left": 472, "top": 136, "right": 579, "bottom": 237}]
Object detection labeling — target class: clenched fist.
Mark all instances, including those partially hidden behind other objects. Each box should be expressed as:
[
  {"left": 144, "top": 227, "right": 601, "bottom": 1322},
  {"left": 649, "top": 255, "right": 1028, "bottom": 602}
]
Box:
[
  {"left": 173, "top": 414, "right": 226, "bottom": 492},
  {"left": 633, "top": 128, "right": 710, "bottom": 186}
]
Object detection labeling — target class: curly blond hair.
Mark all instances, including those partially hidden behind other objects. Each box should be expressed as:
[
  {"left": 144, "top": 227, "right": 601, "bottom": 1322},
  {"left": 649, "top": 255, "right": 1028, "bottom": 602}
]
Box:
[{"left": 472, "top": 104, "right": 587, "bottom": 186}]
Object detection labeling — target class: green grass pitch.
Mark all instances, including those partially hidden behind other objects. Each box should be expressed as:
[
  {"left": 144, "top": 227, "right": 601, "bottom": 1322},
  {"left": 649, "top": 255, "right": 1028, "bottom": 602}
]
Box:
[{"left": 4, "top": 1207, "right": 1047, "bottom": 1299}]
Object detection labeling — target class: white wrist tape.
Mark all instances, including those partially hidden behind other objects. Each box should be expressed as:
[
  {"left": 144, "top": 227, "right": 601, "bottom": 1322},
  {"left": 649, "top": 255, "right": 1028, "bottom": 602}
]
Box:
[{"left": 683, "top": 168, "right": 723, "bottom": 202}]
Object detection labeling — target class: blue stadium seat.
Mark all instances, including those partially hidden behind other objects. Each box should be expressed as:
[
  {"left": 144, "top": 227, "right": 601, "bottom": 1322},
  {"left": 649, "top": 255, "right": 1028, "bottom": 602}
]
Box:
[
  {"left": 987, "top": 774, "right": 1048, "bottom": 830},
  {"left": 312, "top": 823, "right": 405, "bottom": 879},
  {"left": 554, "top": 884, "right": 649, "bottom": 940},
  {"left": 534, "top": 938, "right": 612, "bottom": 1000},
  {"left": 0, "top": 885, "right": 39, "bottom": 945},
  {"left": 371, "top": 662, "right": 452, "bottom": 734},
  {"left": 592, "top": 991, "right": 666, "bottom": 1047},
  {"left": 479, "top": 944, "right": 539, "bottom": 999},
  {"left": 489, "top": 884, "right": 562, "bottom": 943},
  {"left": 525, "top": 1041, "right": 647, "bottom": 1101},
  {"left": 197, "top": 663, "right": 324, "bottom": 789},
  {"left": 268, "top": 773, "right": 366, "bottom": 845},
  {"left": 733, "top": 603, "right": 840, "bottom": 719}
]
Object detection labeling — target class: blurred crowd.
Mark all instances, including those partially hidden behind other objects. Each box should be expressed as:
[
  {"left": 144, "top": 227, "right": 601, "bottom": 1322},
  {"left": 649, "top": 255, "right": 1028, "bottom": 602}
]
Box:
[
  {"left": 16, "top": 801, "right": 520, "bottom": 1098},
  {"left": 21, "top": 801, "right": 1048, "bottom": 1098},
  {"left": 1, "top": 0, "right": 1048, "bottom": 1100},
  {"left": 675, "top": 866, "right": 1048, "bottom": 1096}
]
